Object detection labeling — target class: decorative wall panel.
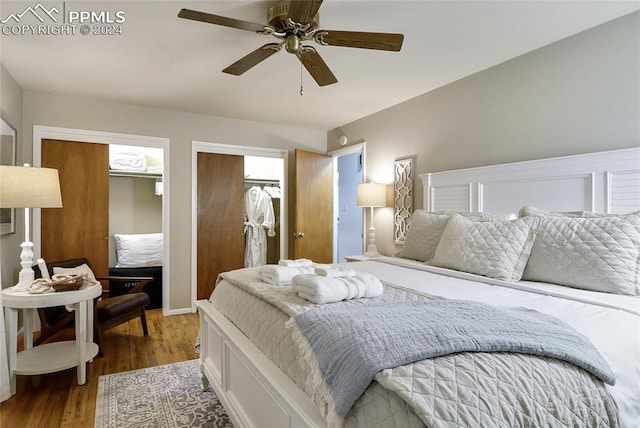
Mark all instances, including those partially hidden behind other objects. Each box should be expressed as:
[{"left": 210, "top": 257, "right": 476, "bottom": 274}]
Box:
[{"left": 394, "top": 159, "right": 413, "bottom": 243}]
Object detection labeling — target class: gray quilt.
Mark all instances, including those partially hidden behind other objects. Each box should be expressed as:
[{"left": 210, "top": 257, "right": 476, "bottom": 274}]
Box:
[{"left": 294, "top": 299, "right": 615, "bottom": 418}]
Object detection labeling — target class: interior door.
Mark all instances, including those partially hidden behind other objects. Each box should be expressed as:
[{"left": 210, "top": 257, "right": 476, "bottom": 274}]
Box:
[
  {"left": 41, "top": 139, "right": 109, "bottom": 279},
  {"left": 291, "top": 149, "right": 333, "bottom": 263},
  {"left": 196, "top": 152, "right": 245, "bottom": 300}
]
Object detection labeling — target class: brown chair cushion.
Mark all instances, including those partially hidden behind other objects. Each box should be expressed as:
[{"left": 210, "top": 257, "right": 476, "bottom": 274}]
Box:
[{"left": 96, "top": 293, "right": 150, "bottom": 323}]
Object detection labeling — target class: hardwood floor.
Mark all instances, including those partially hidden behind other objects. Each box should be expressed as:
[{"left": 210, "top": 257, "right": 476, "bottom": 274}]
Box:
[{"left": 0, "top": 309, "right": 200, "bottom": 428}]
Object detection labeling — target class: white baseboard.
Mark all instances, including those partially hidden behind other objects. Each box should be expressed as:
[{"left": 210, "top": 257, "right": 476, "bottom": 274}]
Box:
[{"left": 162, "top": 307, "right": 194, "bottom": 316}]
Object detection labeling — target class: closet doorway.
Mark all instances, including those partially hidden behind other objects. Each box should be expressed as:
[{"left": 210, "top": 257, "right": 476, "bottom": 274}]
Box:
[
  {"left": 191, "top": 142, "right": 287, "bottom": 306},
  {"left": 32, "top": 126, "right": 170, "bottom": 314}
]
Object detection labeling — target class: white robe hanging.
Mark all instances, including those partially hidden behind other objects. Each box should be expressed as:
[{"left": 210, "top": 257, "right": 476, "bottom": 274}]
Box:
[{"left": 244, "top": 186, "right": 276, "bottom": 267}]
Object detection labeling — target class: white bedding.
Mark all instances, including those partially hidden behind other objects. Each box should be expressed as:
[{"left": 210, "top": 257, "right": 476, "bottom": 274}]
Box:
[
  {"left": 206, "top": 257, "right": 639, "bottom": 426},
  {"left": 350, "top": 257, "right": 640, "bottom": 427}
]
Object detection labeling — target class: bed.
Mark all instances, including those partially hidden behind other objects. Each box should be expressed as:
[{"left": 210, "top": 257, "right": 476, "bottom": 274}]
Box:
[
  {"left": 109, "top": 233, "right": 163, "bottom": 309},
  {"left": 196, "top": 148, "right": 640, "bottom": 427}
]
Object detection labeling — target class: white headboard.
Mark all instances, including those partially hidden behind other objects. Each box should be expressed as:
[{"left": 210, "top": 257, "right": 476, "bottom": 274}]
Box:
[{"left": 420, "top": 148, "right": 640, "bottom": 215}]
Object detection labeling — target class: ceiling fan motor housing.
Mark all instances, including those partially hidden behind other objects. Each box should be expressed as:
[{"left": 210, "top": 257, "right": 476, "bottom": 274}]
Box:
[{"left": 268, "top": 1, "right": 319, "bottom": 33}]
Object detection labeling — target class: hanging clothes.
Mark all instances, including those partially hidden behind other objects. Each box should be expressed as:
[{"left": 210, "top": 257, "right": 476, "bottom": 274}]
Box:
[
  {"left": 244, "top": 186, "right": 276, "bottom": 267},
  {"left": 263, "top": 185, "right": 281, "bottom": 199}
]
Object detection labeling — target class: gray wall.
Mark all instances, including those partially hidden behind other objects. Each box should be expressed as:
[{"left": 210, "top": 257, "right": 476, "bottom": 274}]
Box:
[
  {"left": 0, "top": 63, "right": 24, "bottom": 289},
  {"left": 19, "top": 91, "right": 326, "bottom": 311},
  {"left": 109, "top": 176, "right": 163, "bottom": 267},
  {"left": 329, "top": 12, "right": 640, "bottom": 256}
]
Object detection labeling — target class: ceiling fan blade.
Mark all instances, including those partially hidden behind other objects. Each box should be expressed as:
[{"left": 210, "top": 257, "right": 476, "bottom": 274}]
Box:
[
  {"left": 178, "top": 8, "right": 265, "bottom": 33},
  {"left": 287, "top": 0, "right": 324, "bottom": 25},
  {"left": 223, "top": 44, "right": 281, "bottom": 76},
  {"left": 298, "top": 49, "right": 337, "bottom": 87},
  {"left": 319, "top": 30, "right": 404, "bottom": 51}
]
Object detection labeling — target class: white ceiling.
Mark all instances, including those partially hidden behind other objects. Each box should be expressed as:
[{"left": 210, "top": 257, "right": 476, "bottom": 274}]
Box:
[{"left": 2, "top": 1, "right": 639, "bottom": 130}]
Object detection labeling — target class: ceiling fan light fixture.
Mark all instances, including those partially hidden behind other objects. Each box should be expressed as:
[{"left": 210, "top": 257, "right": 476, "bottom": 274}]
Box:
[{"left": 285, "top": 35, "right": 301, "bottom": 54}]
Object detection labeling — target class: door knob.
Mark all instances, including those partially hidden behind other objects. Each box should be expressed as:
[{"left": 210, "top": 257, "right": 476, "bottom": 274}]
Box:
[{"left": 293, "top": 232, "right": 305, "bottom": 238}]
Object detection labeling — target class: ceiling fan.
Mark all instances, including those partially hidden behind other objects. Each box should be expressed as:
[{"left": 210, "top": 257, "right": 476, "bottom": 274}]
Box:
[{"left": 178, "top": 0, "right": 404, "bottom": 87}]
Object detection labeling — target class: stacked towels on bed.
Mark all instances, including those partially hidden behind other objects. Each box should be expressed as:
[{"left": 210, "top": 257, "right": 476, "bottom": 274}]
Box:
[
  {"left": 292, "top": 269, "right": 384, "bottom": 304},
  {"left": 259, "top": 264, "right": 315, "bottom": 285},
  {"left": 258, "top": 260, "right": 384, "bottom": 304},
  {"left": 259, "top": 259, "right": 317, "bottom": 285}
]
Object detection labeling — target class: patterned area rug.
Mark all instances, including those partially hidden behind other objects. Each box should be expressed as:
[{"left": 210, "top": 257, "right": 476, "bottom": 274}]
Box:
[{"left": 95, "top": 360, "right": 233, "bottom": 427}]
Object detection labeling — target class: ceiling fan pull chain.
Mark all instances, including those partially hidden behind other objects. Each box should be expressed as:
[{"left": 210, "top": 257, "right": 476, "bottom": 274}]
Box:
[{"left": 300, "top": 62, "right": 304, "bottom": 96}]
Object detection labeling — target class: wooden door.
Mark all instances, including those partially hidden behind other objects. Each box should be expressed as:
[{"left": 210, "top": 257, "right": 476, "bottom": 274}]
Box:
[
  {"left": 290, "top": 149, "right": 333, "bottom": 263},
  {"left": 41, "top": 139, "right": 109, "bottom": 279},
  {"left": 197, "top": 152, "right": 245, "bottom": 300}
]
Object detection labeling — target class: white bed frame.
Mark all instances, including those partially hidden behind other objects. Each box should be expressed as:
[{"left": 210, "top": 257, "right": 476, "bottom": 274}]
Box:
[{"left": 197, "top": 147, "right": 640, "bottom": 428}]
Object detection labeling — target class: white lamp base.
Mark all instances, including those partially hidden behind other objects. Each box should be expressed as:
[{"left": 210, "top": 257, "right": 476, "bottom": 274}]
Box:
[
  {"left": 13, "top": 240, "right": 35, "bottom": 293},
  {"left": 363, "top": 245, "right": 381, "bottom": 257},
  {"left": 363, "top": 222, "right": 381, "bottom": 257}
]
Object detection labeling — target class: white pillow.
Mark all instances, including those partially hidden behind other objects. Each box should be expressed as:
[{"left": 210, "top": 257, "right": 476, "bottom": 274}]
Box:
[
  {"left": 437, "top": 210, "right": 517, "bottom": 221},
  {"left": 53, "top": 263, "right": 99, "bottom": 287},
  {"left": 519, "top": 205, "right": 587, "bottom": 218},
  {"left": 114, "top": 233, "right": 163, "bottom": 268},
  {"left": 522, "top": 214, "right": 640, "bottom": 296},
  {"left": 398, "top": 211, "right": 450, "bottom": 262},
  {"left": 431, "top": 214, "right": 537, "bottom": 281},
  {"left": 399, "top": 210, "right": 519, "bottom": 262}
]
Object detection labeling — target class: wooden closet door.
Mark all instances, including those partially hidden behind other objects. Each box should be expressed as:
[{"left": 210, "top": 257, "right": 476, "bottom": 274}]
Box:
[
  {"left": 197, "top": 152, "right": 245, "bottom": 300},
  {"left": 290, "top": 149, "right": 333, "bottom": 263},
  {"left": 41, "top": 139, "right": 109, "bottom": 278}
]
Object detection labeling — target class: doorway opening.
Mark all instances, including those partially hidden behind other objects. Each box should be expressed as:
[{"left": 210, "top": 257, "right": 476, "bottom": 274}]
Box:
[{"left": 329, "top": 142, "right": 365, "bottom": 263}]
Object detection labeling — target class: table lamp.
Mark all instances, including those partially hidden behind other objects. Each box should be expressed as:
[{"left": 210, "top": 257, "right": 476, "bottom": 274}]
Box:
[
  {"left": 0, "top": 164, "right": 62, "bottom": 292},
  {"left": 356, "top": 182, "right": 387, "bottom": 257}
]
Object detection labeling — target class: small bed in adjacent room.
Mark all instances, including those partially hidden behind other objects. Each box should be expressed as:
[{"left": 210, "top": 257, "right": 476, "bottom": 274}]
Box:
[
  {"left": 109, "top": 232, "right": 163, "bottom": 309},
  {"left": 196, "top": 148, "right": 640, "bottom": 428}
]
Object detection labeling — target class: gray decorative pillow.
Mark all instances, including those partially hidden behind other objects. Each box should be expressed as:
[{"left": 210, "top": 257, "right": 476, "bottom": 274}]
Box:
[
  {"left": 398, "top": 210, "right": 450, "bottom": 262},
  {"left": 522, "top": 213, "right": 640, "bottom": 296},
  {"left": 431, "top": 214, "right": 537, "bottom": 281}
]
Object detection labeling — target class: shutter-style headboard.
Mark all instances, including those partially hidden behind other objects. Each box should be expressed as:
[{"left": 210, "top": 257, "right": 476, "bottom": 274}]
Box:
[{"left": 420, "top": 148, "right": 640, "bottom": 215}]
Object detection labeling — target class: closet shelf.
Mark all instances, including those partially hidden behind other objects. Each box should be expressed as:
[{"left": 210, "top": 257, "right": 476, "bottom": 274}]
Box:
[{"left": 109, "top": 170, "right": 162, "bottom": 179}]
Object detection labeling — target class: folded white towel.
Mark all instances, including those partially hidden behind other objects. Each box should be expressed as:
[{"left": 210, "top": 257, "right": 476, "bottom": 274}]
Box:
[
  {"left": 259, "top": 265, "right": 314, "bottom": 286},
  {"left": 314, "top": 266, "right": 356, "bottom": 278},
  {"left": 109, "top": 151, "right": 147, "bottom": 171},
  {"left": 292, "top": 271, "right": 383, "bottom": 304},
  {"left": 278, "top": 258, "right": 313, "bottom": 267}
]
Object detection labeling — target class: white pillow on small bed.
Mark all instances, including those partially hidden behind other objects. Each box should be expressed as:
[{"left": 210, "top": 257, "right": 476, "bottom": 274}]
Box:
[
  {"left": 431, "top": 214, "right": 537, "bottom": 281},
  {"left": 521, "top": 211, "right": 640, "bottom": 296},
  {"left": 114, "top": 233, "right": 163, "bottom": 268}
]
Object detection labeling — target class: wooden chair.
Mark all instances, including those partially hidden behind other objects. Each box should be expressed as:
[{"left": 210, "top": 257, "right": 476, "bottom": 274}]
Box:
[{"left": 34, "top": 258, "right": 152, "bottom": 356}]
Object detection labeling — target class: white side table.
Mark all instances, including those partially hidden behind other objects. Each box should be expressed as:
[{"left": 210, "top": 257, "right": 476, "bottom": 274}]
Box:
[{"left": 2, "top": 284, "right": 101, "bottom": 395}]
